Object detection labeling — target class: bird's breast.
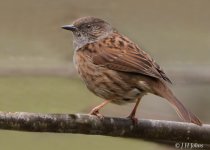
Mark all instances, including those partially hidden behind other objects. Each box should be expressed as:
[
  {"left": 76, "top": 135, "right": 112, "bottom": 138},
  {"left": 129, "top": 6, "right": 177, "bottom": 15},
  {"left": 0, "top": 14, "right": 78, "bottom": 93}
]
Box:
[{"left": 73, "top": 51, "right": 145, "bottom": 103}]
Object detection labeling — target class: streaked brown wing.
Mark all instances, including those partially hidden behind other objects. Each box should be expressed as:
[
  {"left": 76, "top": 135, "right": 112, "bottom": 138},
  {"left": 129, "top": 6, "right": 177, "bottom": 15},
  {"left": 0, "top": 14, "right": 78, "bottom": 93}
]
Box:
[{"left": 92, "top": 35, "right": 172, "bottom": 83}]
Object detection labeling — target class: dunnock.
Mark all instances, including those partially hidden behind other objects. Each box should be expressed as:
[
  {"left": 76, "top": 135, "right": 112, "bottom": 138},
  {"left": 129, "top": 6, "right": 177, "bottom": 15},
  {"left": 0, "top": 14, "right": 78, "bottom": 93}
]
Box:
[{"left": 62, "top": 16, "right": 202, "bottom": 125}]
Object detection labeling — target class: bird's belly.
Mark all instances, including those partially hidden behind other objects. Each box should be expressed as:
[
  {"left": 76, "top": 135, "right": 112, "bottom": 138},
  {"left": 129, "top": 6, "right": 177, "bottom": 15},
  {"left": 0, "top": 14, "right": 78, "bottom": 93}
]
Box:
[{"left": 75, "top": 60, "right": 143, "bottom": 104}]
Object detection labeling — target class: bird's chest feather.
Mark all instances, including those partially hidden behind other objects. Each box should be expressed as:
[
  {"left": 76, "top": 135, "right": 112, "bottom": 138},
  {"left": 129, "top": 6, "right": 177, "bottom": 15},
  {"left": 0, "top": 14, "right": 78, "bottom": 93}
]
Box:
[
  {"left": 73, "top": 50, "right": 103, "bottom": 91},
  {"left": 73, "top": 51, "right": 96, "bottom": 80},
  {"left": 73, "top": 50, "right": 143, "bottom": 102}
]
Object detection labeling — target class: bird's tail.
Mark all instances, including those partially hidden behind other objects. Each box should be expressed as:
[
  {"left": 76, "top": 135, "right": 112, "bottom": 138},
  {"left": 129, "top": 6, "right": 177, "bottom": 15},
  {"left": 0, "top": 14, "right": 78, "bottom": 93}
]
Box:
[{"left": 153, "top": 80, "right": 202, "bottom": 126}]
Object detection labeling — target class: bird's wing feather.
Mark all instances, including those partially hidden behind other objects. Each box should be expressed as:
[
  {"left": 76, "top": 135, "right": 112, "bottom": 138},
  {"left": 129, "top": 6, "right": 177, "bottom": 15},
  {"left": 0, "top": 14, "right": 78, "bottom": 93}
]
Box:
[{"left": 92, "top": 34, "right": 172, "bottom": 83}]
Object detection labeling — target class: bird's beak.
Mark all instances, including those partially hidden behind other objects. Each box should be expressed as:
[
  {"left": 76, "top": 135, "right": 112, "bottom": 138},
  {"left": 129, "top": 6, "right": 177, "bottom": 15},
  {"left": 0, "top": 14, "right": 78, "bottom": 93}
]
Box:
[{"left": 61, "top": 25, "right": 77, "bottom": 31}]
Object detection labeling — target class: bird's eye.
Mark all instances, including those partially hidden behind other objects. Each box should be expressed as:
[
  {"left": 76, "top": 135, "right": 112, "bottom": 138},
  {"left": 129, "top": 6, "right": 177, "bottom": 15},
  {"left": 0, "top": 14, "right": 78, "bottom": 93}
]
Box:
[{"left": 76, "top": 32, "right": 81, "bottom": 37}]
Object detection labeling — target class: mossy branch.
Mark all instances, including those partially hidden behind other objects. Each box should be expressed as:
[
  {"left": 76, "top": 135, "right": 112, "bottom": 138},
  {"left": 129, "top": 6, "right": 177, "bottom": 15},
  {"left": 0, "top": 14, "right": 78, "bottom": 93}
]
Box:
[{"left": 0, "top": 112, "right": 209, "bottom": 145}]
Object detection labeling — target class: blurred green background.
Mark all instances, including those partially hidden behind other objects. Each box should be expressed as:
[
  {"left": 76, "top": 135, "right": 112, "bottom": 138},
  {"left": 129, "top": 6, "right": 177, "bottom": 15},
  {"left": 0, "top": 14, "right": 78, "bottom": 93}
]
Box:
[{"left": 0, "top": 0, "right": 209, "bottom": 150}]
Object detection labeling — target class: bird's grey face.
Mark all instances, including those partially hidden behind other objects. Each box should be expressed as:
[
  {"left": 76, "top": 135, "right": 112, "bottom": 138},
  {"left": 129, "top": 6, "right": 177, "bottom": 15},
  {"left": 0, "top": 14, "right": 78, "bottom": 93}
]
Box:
[{"left": 62, "top": 17, "right": 113, "bottom": 50}]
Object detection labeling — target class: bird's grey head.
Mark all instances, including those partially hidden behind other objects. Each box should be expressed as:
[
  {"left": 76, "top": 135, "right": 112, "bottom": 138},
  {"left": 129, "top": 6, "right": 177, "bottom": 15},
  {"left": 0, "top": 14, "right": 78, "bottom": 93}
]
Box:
[{"left": 62, "top": 16, "right": 113, "bottom": 50}]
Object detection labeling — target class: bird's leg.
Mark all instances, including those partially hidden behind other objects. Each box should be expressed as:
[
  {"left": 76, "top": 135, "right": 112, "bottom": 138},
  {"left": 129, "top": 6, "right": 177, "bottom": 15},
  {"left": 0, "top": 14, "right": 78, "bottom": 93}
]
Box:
[
  {"left": 89, "top": 100, "right": 111, "bottom": 118},
  {"left": 127, "top": 97, "right": 141, "bottom": 124}
]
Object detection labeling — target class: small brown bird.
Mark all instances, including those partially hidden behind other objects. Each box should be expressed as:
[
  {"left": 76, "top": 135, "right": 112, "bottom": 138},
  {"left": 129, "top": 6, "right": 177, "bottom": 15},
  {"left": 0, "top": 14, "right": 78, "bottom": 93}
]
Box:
[{"left": 62, "top": 16, "right": 202, "bottom": 125}]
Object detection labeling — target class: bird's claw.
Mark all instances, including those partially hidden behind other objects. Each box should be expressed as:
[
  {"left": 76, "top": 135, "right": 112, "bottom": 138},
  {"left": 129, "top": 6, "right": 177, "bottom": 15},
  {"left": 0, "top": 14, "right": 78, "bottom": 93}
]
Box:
[
  {"left": 127, "top": 115, "right": 138, "bottom": 125},
  {"left": 89, "top": 109, "right": 104, "bottom": 119}
]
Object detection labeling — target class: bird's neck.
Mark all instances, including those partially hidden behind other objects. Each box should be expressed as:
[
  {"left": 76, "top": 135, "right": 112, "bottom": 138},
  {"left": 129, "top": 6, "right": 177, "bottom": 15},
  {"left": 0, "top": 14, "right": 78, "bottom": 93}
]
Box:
[{"left": 73, "top": 30, "right": 114, "bottom": 51}]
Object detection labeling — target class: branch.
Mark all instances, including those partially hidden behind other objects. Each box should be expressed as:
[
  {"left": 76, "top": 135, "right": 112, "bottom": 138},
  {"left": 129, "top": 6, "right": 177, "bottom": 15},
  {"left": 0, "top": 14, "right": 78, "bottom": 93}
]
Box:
[{"left": 0, "top": 112, "right": 209, "bottom": 145}]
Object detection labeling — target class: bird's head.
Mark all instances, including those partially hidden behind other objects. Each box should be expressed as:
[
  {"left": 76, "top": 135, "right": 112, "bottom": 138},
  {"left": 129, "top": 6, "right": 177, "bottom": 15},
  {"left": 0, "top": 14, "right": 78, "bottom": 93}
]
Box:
[{"left": 62, "top": 16, "right": 113, "bottom": 49}]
